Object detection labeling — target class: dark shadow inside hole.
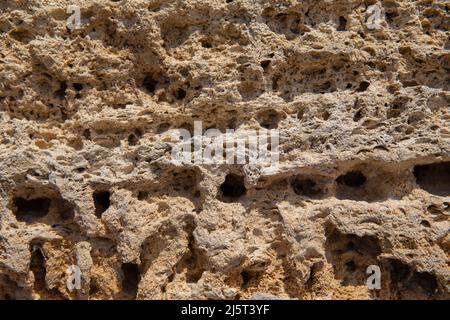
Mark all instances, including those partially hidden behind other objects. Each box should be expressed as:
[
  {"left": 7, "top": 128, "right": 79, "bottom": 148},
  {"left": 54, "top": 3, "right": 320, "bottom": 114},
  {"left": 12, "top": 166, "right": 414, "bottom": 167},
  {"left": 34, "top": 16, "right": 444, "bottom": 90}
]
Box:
[
  {"left": 336, "top": 171, "right": 366, "bottom": 188},
  {"left": 260, "top": 60, "right": 271, "bottom": 69},
  {"left": 143, "top": 75, "right": 157, "bottom": 94},
  {"left": 388, "top": 259, "right": 411, "bottom": 284},
  {"left": 257, "top": 110, "right": 280, "bottom": 129},
  {"left": 93, "top": 191, "right": 110, "bottom": 217},
  {"left": 55, "top": 81, "right": 67, "bottom": 100},
  {"left": 408, "top": 271, "right": 439, "bottom": 297},
  {"left": 413, "top": 162, "right": 450, "bottom": 196},
  {"left": 55, "top": 198, "right": 75, "bottom": 221},
  {"left": 337, "top": 16, "right": 347, "bottom": 31},
  {"left": 345, "top": 260, "right": 356, "bottom": 272},
  {"left": 384, "top": 258, "right": 440, "bottom": 299},
  {"left": 325, "top": 227, "right": 381, "bottom": 286},
  {"left": 420, "top": 220, "right": 431, "bottom": 228},
  {"left": 201, "top": 40, "right": 212, "bottom": 48},
  {"left": 121, "top": 263, "right": 139, "bottom": 298},
  {"left": 30, "top": 248, "right": 46, "bottom": 291},
  {"left": 219, "top": 174, "right": 246, "bottom": 200},
  {"left": 83, "top": 129, "right": 91, "bottom": 140},
  {"left": 241, "top": 270, "right": 252, "bottom": 288},
  {"left": 89, "top": 279, "right": 100, "bottom": 296},
  {"left": 175, "top": 88, "right": 186, "bottom": 100},
  {"left": 14, "top": 198, "right": 51, "bottom": 222},
  {"left": 353, "top": 109, "right": 363, "bottom": 122},
  {"left": 357, "top": 81, "right": 370, "bottom": 92},
  {"left": 183, "top": 234, "right": 205, "bottom": 284},
  {"left": 137, "top": 191, "right": 148, "bottom": 201},
  {"left": 292, "top": 178, "right": 321, "bottom": 198},
  {"left": 128, "top": 134, "right": 138, "bottom": 146}
]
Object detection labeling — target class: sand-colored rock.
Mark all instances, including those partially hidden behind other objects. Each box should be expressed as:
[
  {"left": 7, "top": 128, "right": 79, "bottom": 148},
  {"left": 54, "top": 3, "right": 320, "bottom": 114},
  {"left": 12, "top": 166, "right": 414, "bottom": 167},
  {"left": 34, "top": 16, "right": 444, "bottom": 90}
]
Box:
[{"left": 0, "top": 0, "right": 449, "bottom": 300}]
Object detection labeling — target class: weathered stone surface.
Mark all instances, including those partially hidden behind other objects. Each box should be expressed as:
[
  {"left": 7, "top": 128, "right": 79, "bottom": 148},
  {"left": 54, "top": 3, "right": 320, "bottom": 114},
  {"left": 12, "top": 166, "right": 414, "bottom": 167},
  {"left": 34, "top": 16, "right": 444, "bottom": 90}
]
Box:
[{"left": 0, "top": 0, "right": 448, "bottom": 300}]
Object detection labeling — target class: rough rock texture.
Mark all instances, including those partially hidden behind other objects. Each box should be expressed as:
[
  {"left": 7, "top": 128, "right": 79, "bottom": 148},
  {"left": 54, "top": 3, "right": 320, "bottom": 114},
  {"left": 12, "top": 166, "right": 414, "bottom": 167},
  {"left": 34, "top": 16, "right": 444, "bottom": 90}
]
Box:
[{"left": 0, "top": 0, "right": 449, "bottom": 300}]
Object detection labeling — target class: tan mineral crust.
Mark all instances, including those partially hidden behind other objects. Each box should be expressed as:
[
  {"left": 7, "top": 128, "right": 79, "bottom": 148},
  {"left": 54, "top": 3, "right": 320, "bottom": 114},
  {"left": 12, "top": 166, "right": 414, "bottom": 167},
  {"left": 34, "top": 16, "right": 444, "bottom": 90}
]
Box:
[{"left": 0, "top": 0, "right": 449, "bottom": 300}]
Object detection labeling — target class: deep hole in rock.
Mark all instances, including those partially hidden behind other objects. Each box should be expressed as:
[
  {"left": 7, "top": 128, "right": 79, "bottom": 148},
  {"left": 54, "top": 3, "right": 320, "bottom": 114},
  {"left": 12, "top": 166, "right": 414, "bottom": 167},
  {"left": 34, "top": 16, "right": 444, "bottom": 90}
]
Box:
[
  {"left": 83, "top": 129, "right": 91, "bottom": 140},
  {"left": 345, "top": 260, "right": 356, "bottom": 272},
  {"left": 55, "top": 81, "right": 67, "bottom": 99},
  {"left": 219, "top": 174, "right": 246, "bottom": 200},
  {"left": 143, "top": 75, "right": 157, "bottom": 94},
  {"left": 257, "top": 110, "right": 281, "bottom": 129},
  {"left": 137, "top": 191, "right": 148, "bottom": 201},
  {"left": 325, "top": 227, "right": 381, "bottom": 286},
  {"left": 30, "top": 248, "right": 47, "bottom": 292},
  {"left": 201, "top": 40, "right": 212, "bottom": 48},
  {"left": 121, "top": 263, "right": 139, "bottom": 298},
  {"left": 73, "top": 83, "right": 83, "bottom": 91},
  {"left": 413, "top": 162, "right": 450, "bottom": 196},
  {"left": 14, "top": 198, "right": 51, "bottom": 222},
  {"left": 346, "top": 241, "right": 355, "bottom": 250},
  {"left": 175, "top": 88, "right": 186, "bottom": 100},
  {"left": 260, "top": 60, "right": 271, "bottom": 69},
  {"left": 178, "top": 233, "right": 205, "bottom": 283},
  {"left": 336, "top": 171, "right": 367, "bottom": 188},
  {"left": 384, "top": 259, "right": 440, "bottom": 299},
  {"left": 128, "top": 134, "right": 138, "bottom": 146},
  {"left": 297, "top": 108, "right": 305, "bottom": 120},
  {"left": 388, "top": 259, "right": 411, "bottom": 284},
  {"left": 292, "top": 178, "right": 322, "bottom": 198},
  {"left": 353, "top": 109, "right": 363, "bottom": 122},
  {"left": 337, "top": 16, "right": 347, "bottom": 31},
  {"left": 93, "top": 191, "right": 110, "bottom": 217},
  {"left": 89, "top": 278, "right": 100, "bottom": 296},
  {"left": 408, "top": 271, "right": 439, "bottom": 297},
  {"left": 54, "top": 198, "right": 75, "bottom": 221},
  {"left": 420, "top": 220, "right": 431, "bottom": 228},
  {"left": 357, "top": 81, "right": 370, "bottom": 92},
  {"left": 157, "top": 122, "right": 170, "bottom": 134},
  {"left": 240, "top": 270, "right": 260, "bottom": 289}
]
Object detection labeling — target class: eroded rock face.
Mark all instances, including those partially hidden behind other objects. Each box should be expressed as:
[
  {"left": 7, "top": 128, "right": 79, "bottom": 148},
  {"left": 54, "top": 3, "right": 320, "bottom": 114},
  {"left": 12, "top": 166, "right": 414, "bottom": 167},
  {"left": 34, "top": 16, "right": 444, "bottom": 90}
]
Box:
[{"left": 0, "top": 0, "right": 448, "bottom": 300}]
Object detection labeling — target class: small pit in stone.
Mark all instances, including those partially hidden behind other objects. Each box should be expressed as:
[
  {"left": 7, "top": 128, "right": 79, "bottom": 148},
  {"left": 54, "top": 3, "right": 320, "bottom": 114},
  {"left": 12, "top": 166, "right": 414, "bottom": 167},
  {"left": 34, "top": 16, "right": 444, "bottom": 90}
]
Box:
[
  {"left": 219, "top": 174, "right": 246, "bottom": 201},
  {"left": 11, "top": 186, "right": 75, "bottom": 225},
  {"left": 383, "top": 259, "right": 441, "bottom": 299},
  {"left": 291, "top": 178, "right": 322, "bottom": 198},
  {"left": 55, "top": 81, "right": 67, "bottom": 100},
  {"left": 413, "top": 162, "right": 450, "bottom": 196},
  {"left": 325, "top": 227, "right": 381, "bottom": 286},
  {"left": 337, "top": 16, "right": 347, "bottom": 31},
  {"left": 142, "top": 75, "right": 157, "bottom": 94},
  {"left": 93, "top": 191, "right": 111, "bottom": 217},
  {"left": 256, "top": 110, "right": 282, "bottom": 129},
  {"left": 73, "top": 83, "right": 83, "bottom": 91},
  {"left": 357, "top": 81, "right": 370, "bottom": 92},
  {"left": 336, "top": 171, "right": 366, "bottom": 188},
  {"left": 240, "top": 270, "right": 261, "bottom": 289},
  {"left": 174, "top": 88, "right": 186, "bottom": 100},
  {"left": 30, "top": 247, "right": 47, "bottom": 293},
  {"left": 121, "top": 263, "right": 139, "bottom": 299},
  {"left": 14, "top": 198, "right": 50, "bottom": 222}
]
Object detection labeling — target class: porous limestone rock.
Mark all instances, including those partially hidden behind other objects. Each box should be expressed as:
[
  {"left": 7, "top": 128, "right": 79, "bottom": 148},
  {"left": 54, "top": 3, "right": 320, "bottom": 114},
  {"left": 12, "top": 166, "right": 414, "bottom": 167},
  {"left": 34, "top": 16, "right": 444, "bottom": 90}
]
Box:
[{"left": 0, "top": 0, "right": 449, "bottom": 300}]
